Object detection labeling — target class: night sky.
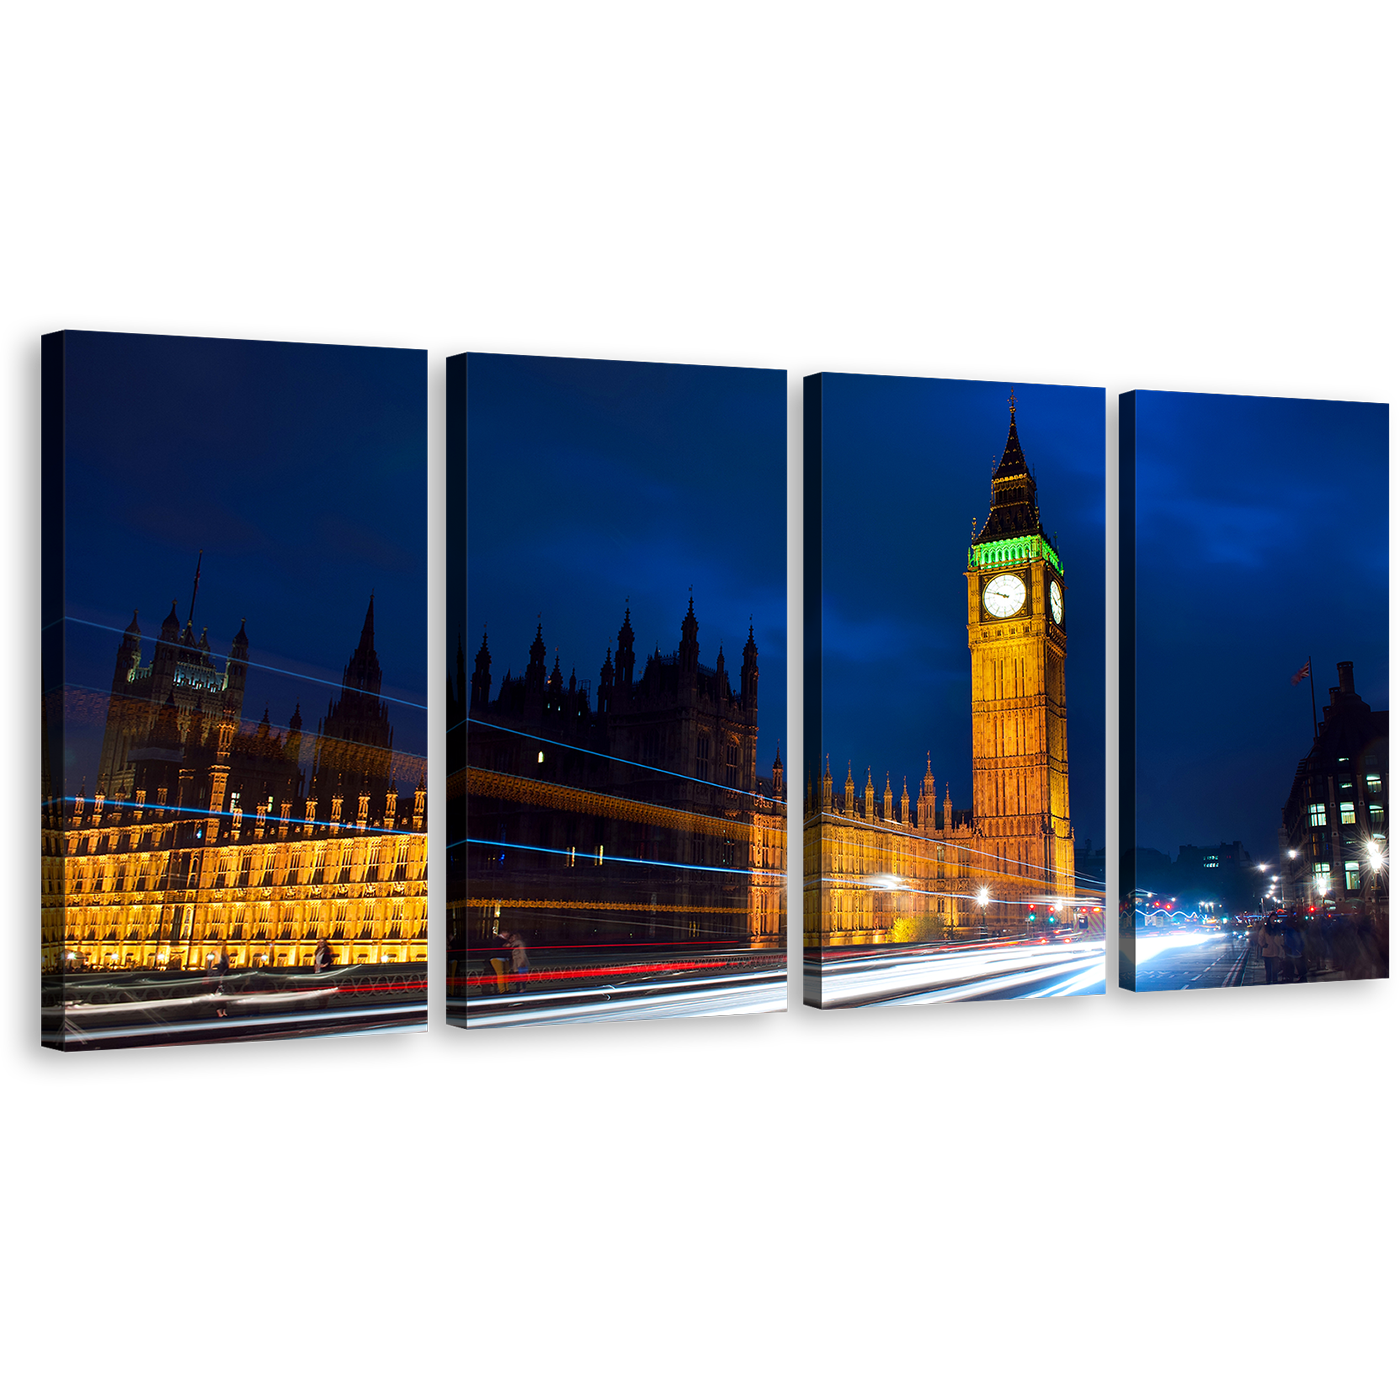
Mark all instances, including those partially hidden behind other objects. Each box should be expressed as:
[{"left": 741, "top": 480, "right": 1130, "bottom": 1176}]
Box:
[
  {"left": 464, "top": 353, "right": 787, "bottom": 762},
  {"left": 1131, "top": 390, "right": 1388, "bottom": 863},
  {"left": 817, "top": 374, "right": 1107, "bottom": 850},
  {"left": 57, "top": 331, "right": 426, "bottom": 791}
]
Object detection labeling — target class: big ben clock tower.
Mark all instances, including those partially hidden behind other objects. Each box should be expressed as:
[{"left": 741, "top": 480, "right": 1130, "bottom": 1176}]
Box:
[{"left": 964, "top": 394, "right": 1074, "bottom": 906}]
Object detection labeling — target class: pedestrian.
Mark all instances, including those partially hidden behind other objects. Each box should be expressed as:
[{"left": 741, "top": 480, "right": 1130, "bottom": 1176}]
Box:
[
  {"left": 213, "top": 944, "right": 231, "bottom": 1015},
  {"left": 1299, "top": 907, "right": 1332, "bottom": 974},
  {"left": 314, "top": 937, "right": 335, "bottom": 974},
  {"left": 1281, "top": 914, "right": 1307, "bottom": 983},
  {"left": 1358, "top": 911, "right": 1390, "bottom": 981},
  {"left": 1247, "top": 918, "right": 1266, "bottom": 963},
  {"left": 1258, "top": 919, "right": 1287, "bottom": 985},
  {"left": 503, "top": 929, "right": 531, "bottom": 993}
]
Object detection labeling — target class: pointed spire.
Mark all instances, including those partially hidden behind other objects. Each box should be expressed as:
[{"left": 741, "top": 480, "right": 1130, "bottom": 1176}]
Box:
[
  {"left": 359, "top": 593, "right": 376, "bottom": 650},
  {"left": 161, "top": 599, "right": 181, "bottom": 640},
  {"left": 974, "top": 392, "right": 1044, "bottom": 544},
  {"left": 471, "top": 627, "right": 493, "bottom": 709},
  {"left": 187, "top": 549, "right": 203, "bottom": 628},
  {"left": 679, "top": 594, "right": 699, "bottom": 672}
]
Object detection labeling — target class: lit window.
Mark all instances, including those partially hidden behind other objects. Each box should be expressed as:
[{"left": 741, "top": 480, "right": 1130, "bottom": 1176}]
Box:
[
  {"left": 1308, "top": 803, "right": 1327, "bottom": 827},
  {"left": 1369, "top": 804, "right": 1385, "bottom": 829},
  {"left": 1203, "top": 855, "right": 1218, "bottom": 869},
  {"left": 1344, "top": 861, "right": 1361, "bottom": 891},
  {"left": 1340, "top": 802, "right": 1356, "bottom": 825},
  {"left": 1312, "top": 862, "right": 1330, "bottom": 881},
  {"left": 1366, "top": 774, "right": 1382, "bottom": 794}
]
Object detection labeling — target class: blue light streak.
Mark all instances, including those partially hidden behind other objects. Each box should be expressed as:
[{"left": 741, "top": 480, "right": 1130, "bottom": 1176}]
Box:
[
  {"left": 464, "top": 716, "right": 786, "bottom": 806},
  {"left": 458, "top": 836, "right": 776, "bottom": 878},
  {"left": 57, "top": 616, "right": 427, "bottom": 711}
]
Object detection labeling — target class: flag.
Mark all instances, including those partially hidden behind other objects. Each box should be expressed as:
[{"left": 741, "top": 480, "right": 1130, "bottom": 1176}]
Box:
[{"left": 1291, "top": 661, "right": 1310, "bottom": 686}]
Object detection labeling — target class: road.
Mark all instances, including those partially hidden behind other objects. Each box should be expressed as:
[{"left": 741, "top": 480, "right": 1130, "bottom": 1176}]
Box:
[
  {"left": 54, "top": 991, "right": 425, "bottom": 1047},
  {"left": 812, "top": 936, "right": 1105, "bottom": 1008},
  {"left": 1131, "top": 927, "right": 1248, "bottom": 991},
  {"left": 458, "top": 966, "right": 786, "bottom": 1027}
]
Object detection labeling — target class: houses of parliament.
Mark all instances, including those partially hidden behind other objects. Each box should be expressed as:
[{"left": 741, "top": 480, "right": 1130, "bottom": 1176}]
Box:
[
  {"left": 804, "top": 400, "right": 1093, "bottom": 947},
  {"left": 42, "top": 583, "right": 427, "bottom": 973},
  {"left": 448, "top": 596, "right": 786, "bottom": 961}
]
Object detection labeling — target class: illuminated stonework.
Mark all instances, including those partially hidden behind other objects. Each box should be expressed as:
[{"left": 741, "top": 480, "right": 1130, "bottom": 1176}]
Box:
[
  {"left": 43, "top": 805, "right": 426, "bottom": 972},
  {"left": 804, "top": 402, "right": 1086, "bottom": 948},
  {"left": 966, "top": 402, "right": 1076, "bottom": 911},
  {"left": 44, "top": 590, "right": 428, "bottom": 972}
]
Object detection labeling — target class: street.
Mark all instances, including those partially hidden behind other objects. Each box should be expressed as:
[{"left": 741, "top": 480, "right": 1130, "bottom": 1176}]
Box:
[
  {"left": 459, "top": 966, "right": 785, "bottom": 1027},
  {"left": 812, "top": 935, "right": 1105, "bottom": 1008},
  {"left": 1132, "top": 928, "right": 1248, "bottom": 991}
]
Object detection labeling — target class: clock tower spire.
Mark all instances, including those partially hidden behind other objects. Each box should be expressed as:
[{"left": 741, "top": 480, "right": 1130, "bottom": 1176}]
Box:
[{"left": 964, "top": 395, "right": 1074, "bottom": 915}]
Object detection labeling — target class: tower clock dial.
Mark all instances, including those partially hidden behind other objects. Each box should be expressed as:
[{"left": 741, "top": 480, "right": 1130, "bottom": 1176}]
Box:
[
  {"left": 982, "top": 573, "right": 1026, "bottom": 618},
  {"left": 1049, "top": 579, "right": 1063, "bottom": 624}
]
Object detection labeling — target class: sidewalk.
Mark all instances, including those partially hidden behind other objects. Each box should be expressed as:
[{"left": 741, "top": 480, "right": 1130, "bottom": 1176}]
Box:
[{"left": 1237, "top": 945, "right": 1345, "bottom": 987}]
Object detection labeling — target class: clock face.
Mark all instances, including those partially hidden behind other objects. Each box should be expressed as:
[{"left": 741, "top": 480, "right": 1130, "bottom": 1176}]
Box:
[
  {"left": 1049, "top": 579, "right": 1063, "bottom": 624},
  {"left": 983, "top": 573, "right": 1026, "bottom": 618}
]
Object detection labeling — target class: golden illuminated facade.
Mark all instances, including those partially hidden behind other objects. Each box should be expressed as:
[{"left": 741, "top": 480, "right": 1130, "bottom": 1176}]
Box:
[
  {"left": 43, "top": 594, "right": 428, "bottom": 973},
  {"left": 805, "top": 401, "right": 1089, "bottom": 947},
  {"left": 43, "top": 793, "right": 426, "bottom": 972},
  {"left": 966, "top": 396, "right": 1075, "bottom": 905}
]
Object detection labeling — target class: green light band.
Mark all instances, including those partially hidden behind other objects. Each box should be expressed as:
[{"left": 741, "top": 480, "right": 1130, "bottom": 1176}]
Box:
[{"left": 967, "top": 534, "right": 1062, "bottom": 576}]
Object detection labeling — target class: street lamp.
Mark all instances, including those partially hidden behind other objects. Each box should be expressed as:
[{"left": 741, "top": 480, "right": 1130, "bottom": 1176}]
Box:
[
  {"left": 1363, "top": 836, "right": 1387, "bottom": 913},
  {"left": 977, "top": 887, "right": 989, "bottom": 937}
]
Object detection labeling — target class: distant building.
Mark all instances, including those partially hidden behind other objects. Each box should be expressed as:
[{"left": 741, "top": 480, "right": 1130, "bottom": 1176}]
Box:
[
  {"left": 1128, "top": 847, "right": 1173, "bottom": 892},
  {"left": 1173, "top": 840, "right": 1255, "bottom": 914},
  {"left": 1280, "top": 661, "right": 1388, "bottom": 913},
  {"left": 1075, "top": 837, "right": 1105, "bottom": 891}
]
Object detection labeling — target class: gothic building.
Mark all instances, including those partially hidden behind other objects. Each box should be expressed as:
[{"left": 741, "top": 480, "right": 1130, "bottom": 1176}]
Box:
[
  {"left": 805, "top": 400, "right": 1092, "bottom": 947},
  {"left": 43, "top": 585, "right": 427, "bottom": 973},
  {"left": 451, "top": 597, "right": 786, "bottom": 959}
]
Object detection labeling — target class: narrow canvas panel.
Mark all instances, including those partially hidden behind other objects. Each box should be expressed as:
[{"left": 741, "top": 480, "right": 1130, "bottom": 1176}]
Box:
[
  {"left": 447, "top": 353, "right": 787, "bottom": 1027},
  {"left": 41, "top": 332, "right": 428, "bottom": 1049},
  {"left": 1120, "top": 390, "right": 1389, "bottom": 990},
  {"left": 803, "top": 374, "right": 1107, "bottom": 1007}
]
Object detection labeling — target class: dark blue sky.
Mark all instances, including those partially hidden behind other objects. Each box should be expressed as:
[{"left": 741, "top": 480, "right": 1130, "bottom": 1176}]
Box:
[
  {"left": 464, "top": 353, "right": 787, "bottom": 760},
  {"left": 58, "top": 331, "right": 426, "bottom": 790},
  {"left": 1132, "top": 390, "right": 1388, "bottom": 862},
  {"left": 818, "top": 374, "right": 1107, "bottom": 849}
]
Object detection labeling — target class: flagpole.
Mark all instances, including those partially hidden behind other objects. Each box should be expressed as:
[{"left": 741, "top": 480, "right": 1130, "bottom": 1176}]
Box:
[{"left": 1307, "top": 653, "right": 1318, "bottom": 740}]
